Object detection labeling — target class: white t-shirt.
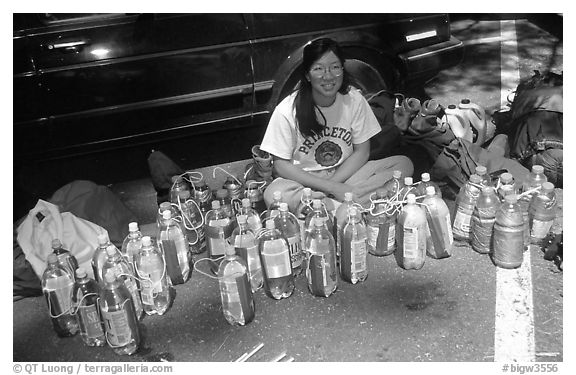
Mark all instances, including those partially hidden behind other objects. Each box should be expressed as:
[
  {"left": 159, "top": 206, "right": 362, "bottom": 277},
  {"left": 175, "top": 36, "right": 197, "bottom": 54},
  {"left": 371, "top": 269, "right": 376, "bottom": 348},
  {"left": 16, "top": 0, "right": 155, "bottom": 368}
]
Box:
[{"left": 261, "top": 88, "right": 381, "bottom": 172}]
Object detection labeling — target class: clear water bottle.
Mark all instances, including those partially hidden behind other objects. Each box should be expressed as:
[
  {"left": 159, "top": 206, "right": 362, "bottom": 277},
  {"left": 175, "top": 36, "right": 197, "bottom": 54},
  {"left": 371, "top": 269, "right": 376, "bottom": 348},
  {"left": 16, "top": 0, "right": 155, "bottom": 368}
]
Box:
[
  {"left": 157, "top": 201, "right": 177, "bottom": 228},
  {"left": 475, "top": 165, "right": 491, "bottom": 186},
  {"left": 42, "top": 253, "right": 79, "bottom": 337},
  {"left": 218, "top": 236, "right": 255, "bottom": 326},
  {"left": 422, "top": 186, "right": 453, "bottom": 259},
  {"left": 244, "top": 180, "right": 267, "bottom": 214},
  {"left": 258, "top": 220, "right": 295, "bottom": 300},
  {"left": 304, "top": 199, "right": 334, "bottom": 245},
  {"left": 366, "top": 188, "right": 396, "bottom": 256},
  {"left": 492, "top": 194, "right": 524, "bottom": 269},
  {"left": 121, "top": 222, "right": 142, "bottom": 270},
  {"left": 398, "top": 177, "right": 417, "bottom": 201},
  {"left": 340, "top": 207, "right": 368, "bottom": 284},
  {"left": 395, "top": 194, "right": 427, "bottom": 270},
  {"left": 304, "top": 217, "right": 338, "bottom": 297},
  {"left": 223, "top": 176, "right": 244, "bottom": 203},
  {"left": 528, "top": 182, "right": 557, "bottom": 246},
  {"left": 215, "top": 188, "right": 235, "bottom": 219},
  {"left": 520, "top": 165, "right": 548, "bottom": 249},
  {"left": 192, "top": 177, "right": 213, "bottom": 216},
  {"left": 102, "top": 245, "right": 143, "bottom": 320},
  {"left": 452, "top": 174, "right": 482, "bottom": 242},
  {"left": 334, "top": 192, "right": 356, "bottom": 257},
  {"left": 99, "top": 271, "right": 141, "bottom": 355},
  {"left": 231, "top": 215, "right": 263, "bottom": 292},
  {"left": 73, "top": 268, "right": 105, "bottom": 346},
  {"left": 274, "top": 202, "right": 304, "bottom": 276},
  {"left": 264, "top": 190, "right": 283, "bottom": 221},
  {"left": 169, "top": 175, "right": 191, "bottom": 205},
  {"left": 92, "top": 233, "right": 112, "bottom": 284},
  {"left": 51, "top": 239, "right": 79, "bottom": 281},
  {"left": 497, "top": 172, "right": 516, "bottom": 200},
  {"left": 383, "top": 170, "right": 404, "bottom": 198},
  {"left": 239, "top": 198, "right": 263, "bottom": 234},
  {"left": 134, "top": 236, "right": 171, "bottom": 316},
  {"left": 416, "top": 172, "right": 442, "bottom": 200},
  {"left": 205, "top": 200, "right": 236, "bottom": 275},
  {"left": 158, "top": 210, "right": 191, "bottom": 284},
  {"left": 470, "top": 186, "right": 499, "bottom": 254},
  {"left": 177, "top": 190, "right": 205, "bottom": 254},
  {"left": 296, "top": 188, "right": 314, "bottom": 246}
]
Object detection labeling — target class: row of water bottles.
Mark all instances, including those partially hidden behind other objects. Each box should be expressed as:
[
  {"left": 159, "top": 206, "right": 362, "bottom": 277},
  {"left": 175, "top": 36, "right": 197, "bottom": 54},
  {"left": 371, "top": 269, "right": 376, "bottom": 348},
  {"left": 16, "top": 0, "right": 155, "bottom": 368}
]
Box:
[{"left": 452, "top": 164, "right": 557, "bottom": 268}]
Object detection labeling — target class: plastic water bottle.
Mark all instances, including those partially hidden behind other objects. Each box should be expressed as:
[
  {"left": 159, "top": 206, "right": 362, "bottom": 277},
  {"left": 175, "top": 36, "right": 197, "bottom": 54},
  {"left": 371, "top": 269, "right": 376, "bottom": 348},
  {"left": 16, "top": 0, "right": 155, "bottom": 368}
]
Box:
[
  {"left": 169, "top": 175, "right": 191, "bottom": 205},
  {"left": 383, "top": 170, "right": 404, "bottom": 198},
  {"left": 492, "top": 194, "right": 524, "bottom": 269},
  {"left": 205, "top": 200, "right": 236, "bottom": 275},
  {"left": 475, "top": 165, "right": 491, "bottom": 187},
  {"left": 215, "top": 188, "right": 235, "bottom": 219},
  {"left": 497, "top": 172, "right": 517, "bottom": 200},
  {"left": 296, "top": 188, "right": 314, "bottom": 245},
  {"left": 42, "top": 253, "right": 79, "bottom": 337},
  {"left": 264, "top": 190, "right": 283, "bottom": 220},
  {"left": 520, "top": 165, "right": 548, "bottom": 248},
  {"left": 470, "top": 186, "right": 500, "bottom": 254},
  {"left": 395, "top": 194, "right": 427, "bottom": 270},
  {"left": 452, "top": 174, "right": 482, "bottom": 242},
  {"left": 304, "top": 217, "right": 338, "bottom": 297},
  {"left": 121, "top": 222, "right": 142, "bottom": 270},
  {"left": 244, "top": 180, "right": 267, "bottom": 214},
  {"left": 274, "top": 202, "right": 304, "bottom": 276},
  {"left": 51, "top": 239, "right": 79, "bottom": 280},
  {"left": 398, "top": 177, "right": 416, "bottom": 200},
  {"left": 99, "top": 271, "right": 141, "bottom": 355},
  {"left": 92, "top": 233, "right": 113, "bottom": 284},
  {"left": 192, "top": 176, "right": 212, "bottom": 216},
  {"left": 366, "top": 188, "right": 396, "bottom": 256},
  {"left": 231, "top": 215, "right": 263, "bottom": 292},
  {"left": 416, "top": 172, "right": 441, "bottom": 200},
  {"left": 528, "top": 182, "right": 557, "bottom": 246},
  {"left": 340, "top": 207, "right": 368, "bottom": 284},
  {"left": 134, "top": 236, "right": 171, "bottom": 316},
  {"left": 334, "top": 192, "right": 356, "bottom": 258},
  {"left": 176, "top": 190, "right": 205, "bottom": 254},
  {"left": 158, "top": 210, "right": 191, "bottom": 284},
  {"left": 304, "top": 199, "right": 334, "bottom": 244},
  {"left": 422, "top": 186, "right": 453, "bottom": 259},
  {"left": 157, "top": 201, "right": 177, "bottom": 227},
  {"left": 102, "top": 246, "right": 143, "bottom": 320},
  {"left": 218, "top": 235, "right": 255, "bottom": 326},
  {"left": 239, "top": 198, "right": 263, "bottom": 234},
  {"left": 73, "top": 268, "right": 105, "bottom": 346},
  {"left": 258, "top": 220, "right": 295, "bottom": 300}
]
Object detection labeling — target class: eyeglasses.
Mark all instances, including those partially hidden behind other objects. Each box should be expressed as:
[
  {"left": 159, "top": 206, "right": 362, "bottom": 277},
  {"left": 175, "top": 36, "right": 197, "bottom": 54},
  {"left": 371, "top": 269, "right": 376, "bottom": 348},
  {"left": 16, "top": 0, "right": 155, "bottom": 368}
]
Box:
[{"left": 309, "top": 64, "right": 344, "bottom": 78}]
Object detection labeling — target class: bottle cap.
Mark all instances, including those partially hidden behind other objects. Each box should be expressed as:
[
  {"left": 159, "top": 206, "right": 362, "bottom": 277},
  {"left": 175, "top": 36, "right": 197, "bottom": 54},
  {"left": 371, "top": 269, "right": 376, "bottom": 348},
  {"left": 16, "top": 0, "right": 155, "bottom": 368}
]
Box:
[
  {"left": 266, "top": 220, "right": 275, "bottom": 229},
  {"left": 212, "top": 200, "right": 221, "bottom": 209},
  {"left": 273, "top": 191, "right": 282, "bottom": 200},
  {"left": 302, "top": 187, "right": 312, "bottom": 196},
  {"left": 504, "top": 194, "right": 518, "bottom": 204},
  {"left": 106, "top": 245, "right": 117, "bottom": 256},
  {"left": 461, "top": 98, "right": 471, "bottom": 104},
  {"left": 404, "top": 177, "right": 413, "bottom": 185},
  {"left": 421, "top": 173, "right": 430, "bottom": 182},
  {"left": 216, "top": 189, "right": 228, "bottom": 199},
  {"left": 47, "top": 253, "right": 58, "bottom": 264},
  {"left": 311, "top": 191, "right": 326, "bottom": 200},
  {"left": 426, "top": 186, "right": 436, "bottom": 195},
  {"left": 393, "top": 170, "right": 402, "bottom": 179},
  {"left": 532, "top": 165, "right": 544, "bottom": 174},
  {"left": 128, "top": 222, "right": 139, "bottom": 232},
  {"left": 178, "top": 190, "right": 191, "bottom": 199},
  {"left": 75, "top": 268, "right": 87, "bottom": 278},
  {"left": 312, "top": 199, "right": 322, "bottom": 209},
  {"left": 541, "top": 182, "right": 554, "bottom": 192},
  {"left": 171, "top": 175, "right": 181, "bottom": 183},
  {"left": 159, "top": 201, "right": 171, "bottom": 211},
  {"left": 104, "top": 271, "right": 116, "bottom": 283},
  {"left": 376, "top": 188, "right": 387, "bottom": 198},
  {"left": 51, "top": 239, "right": 62, "bottom": 248},
  {"left": 279, "top": 202, "right": 289, "bottom": 212},
  {"left": 97, "top": 233, "right": 109, "bottom": 245},
  {"left": 481, "top": 186, "right": 493, "bottom": 194},
  {"left": 499, "top": 185, "right": 514, "bottom": 196},
  {"left": 448, "top": 104, "right": 457, "bottom": 109},
  {"left": 141, "top": 236, "right": 152, "bottom": 246},
  {"left": 475, "top": 165, "right": 487, "bottom": 175},
  {"left": 406, "top": 194, "right": 416, "bottom": 204},
  {"left": 237, "top": 215, "right": 247, "bottom": 224},
  {"left": 344, "top": 192, "right": 353, "bottom": 201},
  {"left": 500, "top": 172, "right": 513, "bottom": 184},
  {"left": 162, "top": 210, "right": 172, "bottom": 220},
  {"left": 314, "top": 217, "right": 324, "bottom": 227},
  {"left": 349, "top": 207, "right": 358, "bottom": 216},
  {"left": 470, "top": 174, "right": 482, "bottom": 184},
  {"left": 242, "top": 198, "right": 251, "bottom": 207}
]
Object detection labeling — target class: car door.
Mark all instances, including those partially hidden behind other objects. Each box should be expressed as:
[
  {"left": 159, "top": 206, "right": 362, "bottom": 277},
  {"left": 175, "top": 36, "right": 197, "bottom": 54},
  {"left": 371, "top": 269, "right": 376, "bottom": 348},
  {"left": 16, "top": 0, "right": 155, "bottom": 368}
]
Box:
[{"left": 13, "top": 13, "right": 254, "bottom": 160}]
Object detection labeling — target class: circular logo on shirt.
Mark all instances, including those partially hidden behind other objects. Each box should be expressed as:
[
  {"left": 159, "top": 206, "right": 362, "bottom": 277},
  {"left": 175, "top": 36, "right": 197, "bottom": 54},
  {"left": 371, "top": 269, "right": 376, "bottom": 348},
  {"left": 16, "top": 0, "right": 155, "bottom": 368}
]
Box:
[{"left": 315, "top": 140, "right": 342, "bottom": 167}]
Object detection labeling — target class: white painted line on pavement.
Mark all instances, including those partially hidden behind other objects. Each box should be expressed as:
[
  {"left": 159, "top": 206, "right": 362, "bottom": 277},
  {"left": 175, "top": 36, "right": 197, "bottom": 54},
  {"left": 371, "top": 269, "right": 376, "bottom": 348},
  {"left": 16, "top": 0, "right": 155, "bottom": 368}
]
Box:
[{"left": 493, "top": 20, "right": 536, "bottom": 363}]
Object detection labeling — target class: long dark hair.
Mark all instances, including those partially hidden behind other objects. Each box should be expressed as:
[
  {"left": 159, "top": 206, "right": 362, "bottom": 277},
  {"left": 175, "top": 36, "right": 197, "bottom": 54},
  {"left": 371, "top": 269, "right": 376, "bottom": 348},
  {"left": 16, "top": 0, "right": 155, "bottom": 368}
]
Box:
[{"left": 294, "top": 38, "right": 352, "bottom": 138}]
